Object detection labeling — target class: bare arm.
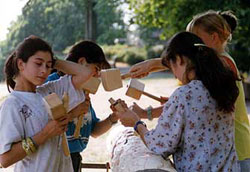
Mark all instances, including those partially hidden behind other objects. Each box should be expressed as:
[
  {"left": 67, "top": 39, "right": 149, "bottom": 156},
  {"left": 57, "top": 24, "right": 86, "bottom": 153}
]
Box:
[
  {"left": 91, "top": 113, "right": 118, "bottom": 138},
  {"left": 117, "top": 109, "right": 149, "bottom": 145},
  {"left": 129, "top": 58, "right": 168, "bottom": 78},
  {"left": 0, "top": 117, "right": 68, "bottom": 168},
  {"left": 53, "top": 59, "right": 96, "bottom": 89},
  {"left": 131, "top": 102, "right": 164, "bottom": 119}
]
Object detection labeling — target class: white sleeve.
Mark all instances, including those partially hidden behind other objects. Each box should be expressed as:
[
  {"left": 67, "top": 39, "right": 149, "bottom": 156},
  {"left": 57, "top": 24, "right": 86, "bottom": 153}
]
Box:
[
  {"left": 0, "top": 97, "right": 25, "bottom": 154},
  {"left": 37, "top": 75, "right": 85, "bottom": 111}
]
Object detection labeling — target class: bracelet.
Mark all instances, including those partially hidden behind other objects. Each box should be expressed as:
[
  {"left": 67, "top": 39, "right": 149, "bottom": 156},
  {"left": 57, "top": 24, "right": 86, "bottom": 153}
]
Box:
[
  {"left": 30, "top": 137, "right": 38, "bottom": 149},
  {"left": 22, "top": 139, "right": 32, "bottom": 155},
  {"left": 108, "top": 114, "right": 118, "bottom": 125},
  {"left": 134, "top": 120, "right": 147, "bottom": 133},
  {"left": 26, "top": 137, "right": 37, "bottom": 153},
  {"left": 147, "top": 106, "right": 153, "bottom": 121}
]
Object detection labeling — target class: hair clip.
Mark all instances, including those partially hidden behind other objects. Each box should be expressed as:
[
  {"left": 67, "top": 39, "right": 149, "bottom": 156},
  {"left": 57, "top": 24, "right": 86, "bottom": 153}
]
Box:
[
  {"left": 194, "top": 43, "right": 207, "bottom": 47},
  {"left": 194, "top": 43, "right": 207, "bottom": 51}
]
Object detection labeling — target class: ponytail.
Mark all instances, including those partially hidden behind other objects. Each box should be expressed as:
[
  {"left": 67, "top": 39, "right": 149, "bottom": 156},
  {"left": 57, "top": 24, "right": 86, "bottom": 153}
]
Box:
[
  {"left": 4, "top": 52, "right": 19, "bottom": 92},
  {"left": 162, "top": 32, "right": 239, "bottom": 113},
  {"left": 193, "top": 45, "right": 239, "bottom": 113}
]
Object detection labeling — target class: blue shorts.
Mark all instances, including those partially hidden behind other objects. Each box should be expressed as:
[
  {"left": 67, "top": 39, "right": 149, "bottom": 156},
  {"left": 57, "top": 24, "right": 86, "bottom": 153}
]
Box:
[{"left": 238, "top": 159, "right": 250, "bottom": 172}]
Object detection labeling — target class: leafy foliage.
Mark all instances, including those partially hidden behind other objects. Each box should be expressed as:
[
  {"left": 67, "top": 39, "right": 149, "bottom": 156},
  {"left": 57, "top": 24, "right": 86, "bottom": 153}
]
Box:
[
  {"left": 102, "top": 44, "right": 146, "bottom": 65},
  {"left": 0, "top": 0, "right": 127, "bottom": 58},
  {"left": 128, "top": 0, "right": 250, "bottom": 71}
]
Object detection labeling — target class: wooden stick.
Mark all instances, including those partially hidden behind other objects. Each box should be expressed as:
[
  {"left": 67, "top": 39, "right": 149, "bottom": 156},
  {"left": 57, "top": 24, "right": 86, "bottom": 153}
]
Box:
[
  {"left": 109, "top": 98, "right": 125, "bottom": 112},
  {"left": 81, "top": 162, "right": 110, "bottom": 169},
  {"left": 73, "top": 91, "right": 89, "bottom": 138},
  {"left": 61, "top": 93, "right": 70, "bottom": 157},
  {"left": 121, "top": 73, "right": 131, "bottom": 79},
  {"left": 73, "top": 114, "right": 84, "bottom": 138},
  {"left": 141, "top": 91, "right": 165, "bottom": 104}
]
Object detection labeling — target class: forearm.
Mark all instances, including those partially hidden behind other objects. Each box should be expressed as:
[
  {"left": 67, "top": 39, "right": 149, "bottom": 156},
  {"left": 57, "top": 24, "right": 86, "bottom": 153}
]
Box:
[
  {"left": 54, "top": 59, "right": 93, "bottom": 89},
  {"left": 91, "top": 118, "right": 112, "bottom": 138},
  {"left": 0, "top": 142, "right": 26, "bottom": 168},
  {"left": 0, "top": 129, "right": 48, "bottom": 168},
  {"left": 140, "top": 106, "right": 163, "bottom": 119},
  {"left": 152, "top": 106, "right": 163, "bottom": 118},
  {"left": 148, "top": 58, "right": 168, "bottom": 72}
]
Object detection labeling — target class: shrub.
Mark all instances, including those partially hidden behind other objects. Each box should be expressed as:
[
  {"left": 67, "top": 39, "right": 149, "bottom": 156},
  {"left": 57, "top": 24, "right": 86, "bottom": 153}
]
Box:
[
  {"left": 102, "top": 44, "right": 146, "bottom": 65},
  {"left": 124, "top": 51, "right": 145, "bottom": 65},
  {"left": 146, "top": 44, "right": 164, "bottom": 60}
]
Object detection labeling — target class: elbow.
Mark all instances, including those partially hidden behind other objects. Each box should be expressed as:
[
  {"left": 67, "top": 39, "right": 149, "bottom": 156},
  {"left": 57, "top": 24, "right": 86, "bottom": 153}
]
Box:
[{"left": 91, "top": 133, "right": 99, "bottom": 138}]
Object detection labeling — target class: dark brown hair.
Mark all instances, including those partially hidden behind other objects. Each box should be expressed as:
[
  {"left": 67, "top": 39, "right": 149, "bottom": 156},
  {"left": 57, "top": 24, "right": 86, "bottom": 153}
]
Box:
[
  {"left": 66, "top": 40, "right": 110, "bottom": 69},
  {"left": 161, "top": 32, "right": 239, "bottom": 113},
  {"left": 4, "top": 35, "right": 54, "bottom": 92}
]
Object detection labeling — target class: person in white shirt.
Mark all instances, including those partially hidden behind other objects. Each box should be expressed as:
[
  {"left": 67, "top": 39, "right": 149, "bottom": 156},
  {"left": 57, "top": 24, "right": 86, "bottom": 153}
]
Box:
[{"left": 0, "top": 35, "right": 98, "bottom": 172}]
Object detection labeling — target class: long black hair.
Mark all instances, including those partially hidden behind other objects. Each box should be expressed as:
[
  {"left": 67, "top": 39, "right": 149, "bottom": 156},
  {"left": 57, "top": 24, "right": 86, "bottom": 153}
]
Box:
[
  {"left": 161, "top": 32, "right": 239, "bottom": 113},
  {"left": 4, "top": 35, "right": 54, "bottom": 92}
]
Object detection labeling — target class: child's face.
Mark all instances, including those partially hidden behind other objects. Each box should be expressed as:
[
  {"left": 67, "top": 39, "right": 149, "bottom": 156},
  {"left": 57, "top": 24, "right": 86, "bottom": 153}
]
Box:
[
  {"left": 78, "top": 57, "right": 101, "bottom": 77},
  {"left": 193, "top": 28, "right": 214, "bottom": 48},
  {"left": 19, "top": 51, "right": 53, "bottom": 87}
]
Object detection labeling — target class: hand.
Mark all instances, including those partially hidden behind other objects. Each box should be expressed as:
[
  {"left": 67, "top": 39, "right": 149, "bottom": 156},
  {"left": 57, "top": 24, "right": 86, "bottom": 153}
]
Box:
[
  {"left": 68, "top": 94, "right": 90, "bottom": 120},
  {"left": 129, "top": 60, "right": 152, "bottom": 78},
  {"left": 109, "top": 112, "right": 119, "bottom": 123},
  {"left": 110, "top": 99, "right": 128, "bottom": 113},
  {"left": 43, "top": 116, "right": 69, "bottom": 139},
  {"left": 130, "top": 102, "right": 146, "bottom": 118},
  {"left": 118, "top": 109, "right": 140, "bottom": 127},
  {"left": 160, "top": 96, "right": 169, "bottom": 105}
]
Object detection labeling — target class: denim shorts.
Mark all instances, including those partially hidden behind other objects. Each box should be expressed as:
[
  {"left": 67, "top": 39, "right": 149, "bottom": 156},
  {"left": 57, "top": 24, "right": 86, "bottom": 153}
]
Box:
[{"left": 238, "top": 159, "right": 250, "bottom": 172}]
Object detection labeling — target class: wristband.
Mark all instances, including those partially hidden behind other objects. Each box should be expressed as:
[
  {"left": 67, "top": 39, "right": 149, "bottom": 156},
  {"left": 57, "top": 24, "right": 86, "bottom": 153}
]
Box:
[
  {"left": 134, "top": 120, "right": 147, "bottom": 133},
  {"left": 147, "top": 106, "right": 153, "bottom": 121},
  {"left": 22, "top": 139, "right": 32, "bottom": 155},
  {"left": 27, "top": 137, "right": 38, "bottom": 152}
]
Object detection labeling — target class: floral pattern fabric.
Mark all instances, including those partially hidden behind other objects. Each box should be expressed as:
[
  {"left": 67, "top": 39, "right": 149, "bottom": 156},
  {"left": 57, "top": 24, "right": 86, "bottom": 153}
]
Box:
[{"left": 144, "top": 80, "right": 239, "bottom": 172}]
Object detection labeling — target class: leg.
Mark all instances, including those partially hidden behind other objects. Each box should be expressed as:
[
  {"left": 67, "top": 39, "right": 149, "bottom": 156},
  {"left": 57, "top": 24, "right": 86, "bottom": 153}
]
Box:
[{"left": 70, "top": 152, "right": 82, "bottom": 172}]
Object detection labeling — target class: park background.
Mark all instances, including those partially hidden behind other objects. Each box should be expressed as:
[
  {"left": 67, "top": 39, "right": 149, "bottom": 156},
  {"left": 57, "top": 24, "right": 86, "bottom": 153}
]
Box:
[{"left": 0, "top": 0, "right": 250, "bottom": 171}]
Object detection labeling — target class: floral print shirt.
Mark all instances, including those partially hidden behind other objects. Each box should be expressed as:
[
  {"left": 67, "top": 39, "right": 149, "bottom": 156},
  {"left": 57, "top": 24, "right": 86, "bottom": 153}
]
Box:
[{"left": 144, "top": 80, "right": 239, "bottom": 172}]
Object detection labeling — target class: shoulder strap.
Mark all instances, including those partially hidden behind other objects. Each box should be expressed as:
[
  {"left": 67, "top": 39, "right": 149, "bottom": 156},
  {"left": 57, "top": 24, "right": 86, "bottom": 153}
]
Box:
[{"left": 221, "top": 55, "right": 238, "bottom": 76}]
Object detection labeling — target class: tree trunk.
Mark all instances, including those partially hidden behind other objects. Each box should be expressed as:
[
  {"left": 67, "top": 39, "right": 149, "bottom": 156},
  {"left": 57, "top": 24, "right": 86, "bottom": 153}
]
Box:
[{"left": 84, "top": 0, "right": 97, "bottom": 41}]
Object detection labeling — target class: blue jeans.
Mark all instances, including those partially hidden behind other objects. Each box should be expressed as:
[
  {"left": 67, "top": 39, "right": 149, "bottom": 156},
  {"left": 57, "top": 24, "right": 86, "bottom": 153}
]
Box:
[{"left": 238, "top": 159, "right": 250, "bottom": 172}]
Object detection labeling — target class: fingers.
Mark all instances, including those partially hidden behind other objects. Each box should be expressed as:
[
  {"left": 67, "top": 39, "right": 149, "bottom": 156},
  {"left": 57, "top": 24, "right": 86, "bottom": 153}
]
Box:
[
  {"left": 117, "top": 99, "right": 128, "bottom": 109},
  {"left": 56, "top": 116, "right": 69, "bottom": 129},
  {"left": 110, "top": 104, "right": 117, "bottom": 112},
  {"left": 85, "top": 94, "right": 90, "bottom": 101},
  {"left": 160, "top": 96, "right": 169, "bottom": 105},
  {"left": 130, "top": 71, "right": 148, "bottom": 78}
]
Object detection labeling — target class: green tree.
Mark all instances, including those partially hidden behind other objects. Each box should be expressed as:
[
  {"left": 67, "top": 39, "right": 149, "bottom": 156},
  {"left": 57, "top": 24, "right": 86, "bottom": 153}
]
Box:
[
  {"left": 0, "top": 0, "right": 126, "bottom": 57},
  {"left": 129, "top": 0, "right": 250, "bottom": 71}
]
